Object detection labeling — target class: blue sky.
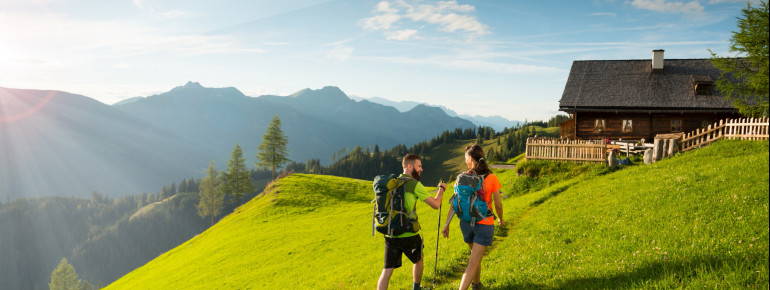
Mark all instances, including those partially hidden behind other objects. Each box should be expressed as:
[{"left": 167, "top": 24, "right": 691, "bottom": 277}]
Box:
[{"left": 0, "top": 0, "right": 757, "bottom": 121}]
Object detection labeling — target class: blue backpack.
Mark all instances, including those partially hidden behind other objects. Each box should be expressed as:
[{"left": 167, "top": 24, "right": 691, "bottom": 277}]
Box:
[{"left": 451, "top": 171, "right": 489, "bottom": 225}]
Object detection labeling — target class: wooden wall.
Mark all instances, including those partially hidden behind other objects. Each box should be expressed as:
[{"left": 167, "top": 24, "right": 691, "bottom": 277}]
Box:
[{"left": 572, "top": 111, "right": 740, "bottom": 140}]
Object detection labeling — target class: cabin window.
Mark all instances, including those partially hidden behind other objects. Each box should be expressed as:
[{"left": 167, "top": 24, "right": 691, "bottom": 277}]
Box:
[
  {"left": 671, "top": 119, "right": 682, "bottom": 132},
  {"left": 622, "top": 119, "right": 633, "bottom": 133},
  {"left": 594, "top": 119, "right": 606, "bottom": 132},
  {"left": 694, "top": 83, "right": 714, "bottom": 95}
]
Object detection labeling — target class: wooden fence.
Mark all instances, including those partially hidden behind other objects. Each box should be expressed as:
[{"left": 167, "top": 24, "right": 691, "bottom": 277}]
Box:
[
  {"left": 525, "top": 117, "right": 768, "bottom": 164},
  {"left": 525, "top": 137, "right": 607, "bottom": 163},
  {"left": 681, "top": 117, "right": 769, "bottom": 152}
]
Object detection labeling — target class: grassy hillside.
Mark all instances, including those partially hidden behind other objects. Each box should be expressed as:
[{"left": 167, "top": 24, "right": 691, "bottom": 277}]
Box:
[
  {"left": 107, "top": 140, "right": 768, "bottom": 289},
  {"left": 476, "top": 140, "right": 769, "bottom": 288}
]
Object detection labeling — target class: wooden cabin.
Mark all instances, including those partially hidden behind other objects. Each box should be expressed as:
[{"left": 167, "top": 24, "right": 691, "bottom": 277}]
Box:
[{"left": 558, "top": 50, "right": 740, "bottom": 140}]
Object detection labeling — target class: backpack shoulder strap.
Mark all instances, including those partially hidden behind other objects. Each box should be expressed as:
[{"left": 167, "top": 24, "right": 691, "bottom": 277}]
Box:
[
  {"left": 403, "top": 178, "right": 418, "bottom": 193},
  {"left": 399, "top": 178, "right": 420, "bottom": 218}
]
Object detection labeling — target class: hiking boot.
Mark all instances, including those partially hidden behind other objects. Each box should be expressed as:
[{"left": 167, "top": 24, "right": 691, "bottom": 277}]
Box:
[{"left": 471, "top": 282, "right": 483, "bottom": 290}]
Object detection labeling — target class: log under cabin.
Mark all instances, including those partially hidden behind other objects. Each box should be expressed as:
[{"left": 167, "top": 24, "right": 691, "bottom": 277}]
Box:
[{"left": 559, "top": 50, "right": 740, "bottom": 140}]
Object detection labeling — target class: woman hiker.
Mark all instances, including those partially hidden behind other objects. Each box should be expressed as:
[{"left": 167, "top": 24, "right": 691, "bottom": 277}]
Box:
[{"left": 442, "top": 144, "right": 504, "bottom": 290}]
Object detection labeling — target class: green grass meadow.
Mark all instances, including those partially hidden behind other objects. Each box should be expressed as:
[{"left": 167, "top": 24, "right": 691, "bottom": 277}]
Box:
[{"left": 107, "top": 140, "right": 768, "bottom": 289}]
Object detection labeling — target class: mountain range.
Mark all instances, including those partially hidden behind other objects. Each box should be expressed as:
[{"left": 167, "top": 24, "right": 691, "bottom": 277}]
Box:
[
  {"left": 354, "top": 96, "right": 523, "bottom": 131},
  {"left": 1, "top": 83, "right": 475, "bottom": 198}
]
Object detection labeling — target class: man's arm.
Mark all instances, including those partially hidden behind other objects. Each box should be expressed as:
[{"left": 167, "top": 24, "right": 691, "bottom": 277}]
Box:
[{"left": 422, "top": 183, "right": 445, "bottom": 209}]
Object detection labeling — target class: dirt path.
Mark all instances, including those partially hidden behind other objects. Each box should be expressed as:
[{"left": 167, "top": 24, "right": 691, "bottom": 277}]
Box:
[
  {"left": 490, "top": 160, "right": 518, "bottom": 170},
  {"left": 489, "top": 164, "right": 516, "bottom": 169}
]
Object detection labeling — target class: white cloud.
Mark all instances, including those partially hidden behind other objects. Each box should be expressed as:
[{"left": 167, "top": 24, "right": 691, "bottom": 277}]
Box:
[
  {"left": 364, "top": 55, "right": 564, "bottom": 74},
  {"left": 385, "top": 29, "right": 420, "bottom": 40},
  {"left": 112, "top": 62, "right": 132, "bottom": 69},
  {"left": 132, "top": 0, "right": 200, "bottom": 19},
  {"left": 591, "top": 12, "right": 617, "bottom": 16},
  {"left": 406, "top": 1, "right": 488, "bottom": 34},
  {"left": 0, "top": 9, "right": 266, "bottom": 74},
  {"left": 325, "top": 45, "right": 354, "bottom": 61},
  {"left": 447, "top": 59, "right": 565, "bottom": 74},
  {"left": 362, "top": 12, "right": 401, "bottom": 30},
  {"left": 707, "top": 0, "right": 760, "bottom": 3},
  {"left": 361, "top": 0, "right": 490, "bottom": 40},
  {"left": 133, "top": 0, "right": 159, "bottom": 12},
  {"left": 160, "top": 9, "right": 202, "bottom": 19},
  {"left": 629, "top": 0, "right": 705, "bottom": 15},
  {"left": 376, "top": 1, "right": 399, "bottom": 13}
]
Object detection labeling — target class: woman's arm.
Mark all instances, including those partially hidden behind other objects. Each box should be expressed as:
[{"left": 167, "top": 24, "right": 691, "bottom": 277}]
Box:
[{"left": 492, "top": 190, "right": 504, "bottom": 226}]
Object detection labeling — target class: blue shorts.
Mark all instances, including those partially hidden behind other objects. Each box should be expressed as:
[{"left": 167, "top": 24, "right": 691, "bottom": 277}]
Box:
[{"left": 459, "top": 221, "right": 494, "bottom": 246}]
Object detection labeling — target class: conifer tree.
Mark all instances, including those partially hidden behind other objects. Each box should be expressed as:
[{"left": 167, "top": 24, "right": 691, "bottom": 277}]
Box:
[
  {"left": 710, "top": 1, "right": 769, "bottom": 117},
  {"left": 80, "top": 280, "right": 95, "bottom": 290},
  {"left": 49, "top": 257, "right": 81, "bottom": 290},
  {"left": 256, "top": 115, "right": 290, "bottom": 180},
  {"left": 197, "top": 160, "right": 224, "bottom": 226},
  {"left": 223, "top": 143, "right": 254, "bottom": 207}
]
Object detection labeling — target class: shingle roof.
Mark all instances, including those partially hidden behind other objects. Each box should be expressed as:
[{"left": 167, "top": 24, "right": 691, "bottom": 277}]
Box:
[{"left": 559, "top": 58, "right": 737, "bottom": 112}]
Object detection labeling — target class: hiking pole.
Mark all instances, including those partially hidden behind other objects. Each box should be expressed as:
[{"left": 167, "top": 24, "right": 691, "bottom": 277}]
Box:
[{"left": 433, "top": 179, "right": 443, "bottom": 289}]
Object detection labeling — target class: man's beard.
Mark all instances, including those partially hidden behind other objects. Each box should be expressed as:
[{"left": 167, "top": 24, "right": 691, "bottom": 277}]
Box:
[{"left": 411, "top": 168, "right": 421, "bottom": 180}]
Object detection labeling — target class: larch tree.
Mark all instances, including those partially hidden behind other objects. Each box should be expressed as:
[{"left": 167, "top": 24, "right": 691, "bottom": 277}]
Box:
[
  {"left": 223, "top": 143, "right": 254, "bottom": 207},
  {"left": 49, "top": 257, "right": 81, "bottom": 290},
  {"left": 197, "top": 160, "right": 224, "bottom": 226},
  {"left": 256, "top": 115, "right": 290, "bottom": 180}
]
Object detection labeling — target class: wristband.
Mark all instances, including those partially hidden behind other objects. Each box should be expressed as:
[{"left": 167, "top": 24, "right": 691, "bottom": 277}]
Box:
[{"left": 439, "top": 185, "right": 446, "bottom": 190}]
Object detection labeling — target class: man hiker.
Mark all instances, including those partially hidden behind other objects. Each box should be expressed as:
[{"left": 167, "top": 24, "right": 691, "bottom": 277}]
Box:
[{"left": 378, "top": 154, "right": 446, "bottom": 290}]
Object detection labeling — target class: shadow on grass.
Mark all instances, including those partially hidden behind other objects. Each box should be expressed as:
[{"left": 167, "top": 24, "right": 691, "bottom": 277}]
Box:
[
  {"left": 484, "top": 252, "right": 766, "bottom": 289},
  {"left": 430, "top": 208, "right": 519, "bottom": 287},
  {"left": 531, "top": 185, "right": 568, "bottom": 207},
  {"left": 430, "top": 184, "right": 574, "bottom": 288}
]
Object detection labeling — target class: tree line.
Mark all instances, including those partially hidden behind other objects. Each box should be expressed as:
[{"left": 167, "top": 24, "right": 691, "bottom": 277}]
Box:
[{"left": 277, "top": 114, "right": 568, "bottom": 183}]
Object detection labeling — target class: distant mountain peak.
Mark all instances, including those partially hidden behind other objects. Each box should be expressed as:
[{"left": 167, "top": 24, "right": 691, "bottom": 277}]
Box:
[
  {"left": 288, "top": 86, "right": 350, "bottom": 103},
  {"left": 158, "top": 82, "right": 246, "bottom": 100},
  {"left": 184, "top": 81, "right": 202, "bottom": 88},
  {"left": 113, "top": 96, "right": 145, "bottom": 106},
  {"left": 289, "top": 88, "right": 311, "bottom": 97},
  {"left": 171, "top": 81, "right": 204, "bottom": 92},
  {"left": 407, "top": 104, "right": 446, "bottom": 116},
  {"left": 320, "top": 86, "right": 344, "bottom": 94}
]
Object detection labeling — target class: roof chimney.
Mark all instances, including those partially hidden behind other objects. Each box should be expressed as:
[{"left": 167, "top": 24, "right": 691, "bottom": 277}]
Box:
[{"left": 652, "top": 49, "right": 664, "bottom": 72}]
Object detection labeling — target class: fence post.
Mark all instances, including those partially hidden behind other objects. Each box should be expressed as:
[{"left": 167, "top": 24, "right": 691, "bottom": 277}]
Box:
[
  {"left": 668, "top": 138, "right": 678, "bottom": 156},
  {"left": 653, "top": 138, "right": 660, "bottom": 162},
  {"left": 718, "top": 119, "right": 724, "bottom": 140}
]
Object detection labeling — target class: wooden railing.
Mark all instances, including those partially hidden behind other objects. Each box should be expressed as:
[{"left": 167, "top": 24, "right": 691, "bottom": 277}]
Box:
[
  {"left": 525, "top": 137, "right": 607, "bottom": 163},
  {"left": 681, "top": 117, "right": 769, "bottom": 152}
]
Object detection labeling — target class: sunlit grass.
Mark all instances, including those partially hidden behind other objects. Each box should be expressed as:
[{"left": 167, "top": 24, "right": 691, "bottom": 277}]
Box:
[
  {"left": 107, "top": 140, "right": 768, "bottom": 289},
  {"left": 451, "top": 140, "right": 769, "bottom": 288}
]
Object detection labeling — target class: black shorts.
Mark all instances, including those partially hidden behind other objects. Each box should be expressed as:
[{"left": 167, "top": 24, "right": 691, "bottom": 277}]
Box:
[{"left": 383, "top": 235, "right": 423, "bottom": 269}]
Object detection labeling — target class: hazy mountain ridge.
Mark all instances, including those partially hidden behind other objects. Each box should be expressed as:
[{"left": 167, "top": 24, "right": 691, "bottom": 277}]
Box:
[
  {"left": 355, "top": 96, "right": 523, "bottom": 131},
  {"left": 2, "top": 83, "right": 475, "bottom": 199},
  {"left": 0, "top": 87, "right": 209, "bottom": 199},
  {"left": 116, "top": 82, "right": 475, "bottom": 167}
]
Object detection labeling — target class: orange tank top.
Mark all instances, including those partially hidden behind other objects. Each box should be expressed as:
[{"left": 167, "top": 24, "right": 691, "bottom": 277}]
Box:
[{"left": 476, "top": 173, "right": 501, "bottom": 225}]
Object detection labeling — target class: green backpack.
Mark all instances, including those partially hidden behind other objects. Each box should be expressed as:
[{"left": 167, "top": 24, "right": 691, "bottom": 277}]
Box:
[{"left": 371, "top": 174, "right": 421, "bottom": 236}]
